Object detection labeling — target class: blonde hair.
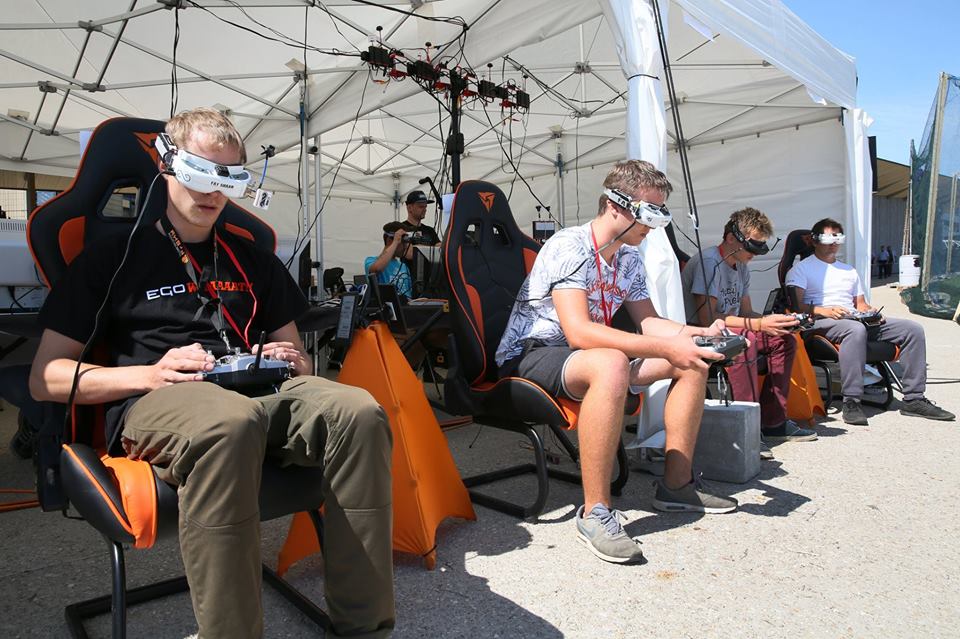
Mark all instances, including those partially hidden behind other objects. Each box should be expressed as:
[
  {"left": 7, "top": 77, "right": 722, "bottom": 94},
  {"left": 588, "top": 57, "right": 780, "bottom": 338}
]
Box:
[
  {"left": 165, "top": 107, "right": 246, "bottom": 163},
  {"left": 598, "top": 160, "right": 673, "bottom": 215},
  {"left": 725, "top": 207, "right": 773, "bottom": 240}
]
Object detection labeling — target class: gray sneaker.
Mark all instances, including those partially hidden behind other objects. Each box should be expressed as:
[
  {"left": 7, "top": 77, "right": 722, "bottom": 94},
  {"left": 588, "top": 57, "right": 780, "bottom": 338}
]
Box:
[
  {"left": 652, "top": 477, "right": 738, "bottom": 514},
  {"left": 575, "top": 504, "right": 644, "bottom": 564}
]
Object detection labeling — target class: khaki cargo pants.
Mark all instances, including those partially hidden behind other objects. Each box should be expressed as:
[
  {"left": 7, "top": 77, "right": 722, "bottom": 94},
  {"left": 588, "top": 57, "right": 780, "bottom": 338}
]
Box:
[{"left": 121, "top": 376, "right": 394, "bottom": 638}]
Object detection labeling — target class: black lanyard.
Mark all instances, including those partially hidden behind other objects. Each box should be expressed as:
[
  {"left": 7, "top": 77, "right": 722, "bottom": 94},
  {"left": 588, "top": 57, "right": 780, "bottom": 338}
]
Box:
[{"left": 159, "top": 215, "right": 235, "bottom": 350}]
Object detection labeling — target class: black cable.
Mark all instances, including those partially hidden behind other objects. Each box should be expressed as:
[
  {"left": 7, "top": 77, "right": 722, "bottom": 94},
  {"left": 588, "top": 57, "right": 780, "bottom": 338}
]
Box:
[
  {"left": 63, "top": 173, "right": 163, "bottom": 437},
  {"left": 481, "top": 106, "right": 560, "bottom": 227},
  {"left": 285, "top": 69, "right": 371, "bottom": 269},
  {"left": 314, "top": 1, "right": 363, "bottom": 54},
  {"left": 183, "top": 0, "right": 361, "bottom": 59},
  {"left": 169, "top": 5, "right": 180, "bottom": 118}
]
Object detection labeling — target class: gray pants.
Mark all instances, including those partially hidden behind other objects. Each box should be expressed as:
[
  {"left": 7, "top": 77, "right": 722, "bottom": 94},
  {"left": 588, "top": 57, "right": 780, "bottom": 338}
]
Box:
[
  {"left": 811, "top": 317, "right": 926, "bottom": 401},
  {"left": 121, "top": 377, "right": 395, "bottom": 639}
]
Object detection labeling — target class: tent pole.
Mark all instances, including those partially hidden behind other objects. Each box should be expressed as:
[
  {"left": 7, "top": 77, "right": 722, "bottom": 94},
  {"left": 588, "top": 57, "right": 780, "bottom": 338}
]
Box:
[
  {"left": 947, "top": 171, "right": 958, "bottom": 274},
  {"left": 393, "top": 173, "right": 401, "bottom": 222},
  {"left": 298, "top": 71, "right": 312, "bottom": 298},
  {"left": 921, "top": 72, "right": 948, "bottom": 291},
  {"left": 314, "top": 134, "right": 323, "bottom": 301},
  {"left": 554, "top": 132, "right": 565, "bottom": 226}
]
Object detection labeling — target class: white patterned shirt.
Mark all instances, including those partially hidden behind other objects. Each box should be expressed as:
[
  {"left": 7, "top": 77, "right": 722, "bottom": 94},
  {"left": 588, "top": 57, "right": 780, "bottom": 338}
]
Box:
[{"left": 495, "top": 221, "right": 649, "bottom": 367}]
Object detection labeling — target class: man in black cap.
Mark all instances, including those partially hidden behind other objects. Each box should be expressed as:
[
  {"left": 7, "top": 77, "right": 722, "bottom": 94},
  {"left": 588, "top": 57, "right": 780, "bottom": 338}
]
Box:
[
  {"left": 400, "top": 189, "right": 441, "bottom": 246},
  {"left": 399, "top": 189, "right": 441, "bottom": 297}
]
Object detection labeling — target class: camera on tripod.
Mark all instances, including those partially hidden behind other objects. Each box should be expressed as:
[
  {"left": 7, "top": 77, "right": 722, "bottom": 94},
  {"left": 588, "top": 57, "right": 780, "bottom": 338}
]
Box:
[{"left": 385, "top": 229, "right": 428, "bottom": 245}]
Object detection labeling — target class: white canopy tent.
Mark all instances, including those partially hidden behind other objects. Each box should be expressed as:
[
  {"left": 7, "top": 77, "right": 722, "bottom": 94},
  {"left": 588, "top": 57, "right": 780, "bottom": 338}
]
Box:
[{"left": 0, "top": 0, "right": 872, "bottom": 303}]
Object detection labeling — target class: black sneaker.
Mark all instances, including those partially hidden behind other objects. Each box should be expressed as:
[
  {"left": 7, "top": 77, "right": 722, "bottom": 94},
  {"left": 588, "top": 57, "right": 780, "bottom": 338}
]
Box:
[
  {"left": 9, "top": 412, "right": 39, "bottom": 460},
  {"left": 900, "top": 397, "right": 956, "bottom": 421},
  {"left": 651, "top": 476, "right": 738, "bottom": 514},
  {"left": 842, "top": 398, "right": 869, "bottom": 426},
  {"left": 762, "top": 420, "right": 818, "bottom": 443},
  {"left": 759, "top": 441, "right": 775, "bottom": 461}
]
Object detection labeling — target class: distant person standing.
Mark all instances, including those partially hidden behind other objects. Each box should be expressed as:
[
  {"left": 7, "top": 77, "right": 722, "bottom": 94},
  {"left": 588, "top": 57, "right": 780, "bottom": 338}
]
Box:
[{"left": 878, "top": 245, "right": 891, "bottom": 278}]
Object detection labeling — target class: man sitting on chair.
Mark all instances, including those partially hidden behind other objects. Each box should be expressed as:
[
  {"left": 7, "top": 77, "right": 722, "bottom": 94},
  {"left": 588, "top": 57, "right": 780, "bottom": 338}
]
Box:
[
  {"left": 683, "top": 207, "right": 817, "bottom": 443},
  {"left": 785, "top": 217, "right": 954, "bottom": 426},
  {"left": 496, "top": 160, "right": 738, "bottom": 566},
  {"left": 365, "top": 220, "right": 414, "bottom": 298},
  {"left": 29, "top": 108, "right": 395, "bottom": 638}
]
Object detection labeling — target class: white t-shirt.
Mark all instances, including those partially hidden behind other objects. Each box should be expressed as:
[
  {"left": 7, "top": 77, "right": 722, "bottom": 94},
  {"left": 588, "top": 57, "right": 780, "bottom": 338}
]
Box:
[
  {"left": 785, "top": 254, "right": 865, "bottom": 308},
  {"left": 494, "top": 221, "right": 649, "bottom": 367}
]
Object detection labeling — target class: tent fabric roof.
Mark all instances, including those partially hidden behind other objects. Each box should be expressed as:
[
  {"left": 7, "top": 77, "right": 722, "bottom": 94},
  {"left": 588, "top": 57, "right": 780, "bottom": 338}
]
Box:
[
  {"left": 1, "top": 0, "right": 856, "bottom": 201},
  {"left": 1, "top": 1, "right": 869, "bottom": 298}
]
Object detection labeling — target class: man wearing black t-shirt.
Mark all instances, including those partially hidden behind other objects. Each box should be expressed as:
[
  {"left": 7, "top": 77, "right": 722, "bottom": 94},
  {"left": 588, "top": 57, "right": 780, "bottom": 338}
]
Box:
[
  {"left": 29, "top": 108, "right": 394, "bottom": 639},
  {"left": 399, "top": 190, "right": 442, "bottom": 297}
]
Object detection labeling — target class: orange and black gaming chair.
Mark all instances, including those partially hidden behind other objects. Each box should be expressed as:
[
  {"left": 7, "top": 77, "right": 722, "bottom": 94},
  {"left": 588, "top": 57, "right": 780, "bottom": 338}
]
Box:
[
  {"left": 27, "top": 117, "right": 329, "bottom": 638},
  {"left": 442, "top": 180, "right": 636, "bottom": 519},
  {"left": 778, "top": 229, "right": 902, "bottom": 411}
]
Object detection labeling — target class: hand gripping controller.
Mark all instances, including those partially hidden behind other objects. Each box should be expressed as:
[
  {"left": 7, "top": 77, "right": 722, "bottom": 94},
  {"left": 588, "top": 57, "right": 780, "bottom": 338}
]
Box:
[
  {"left": 844, "top": 309, "right": 883, "bottom": 325},
  {"left": 202, "top": 349, "right": 291, "bottom": 392},
  {"left": 693, "top": 334, "right": 748, "bottom": 367},
  {"left": 788, "top": 313, "right": 815, "bottom": 330}
]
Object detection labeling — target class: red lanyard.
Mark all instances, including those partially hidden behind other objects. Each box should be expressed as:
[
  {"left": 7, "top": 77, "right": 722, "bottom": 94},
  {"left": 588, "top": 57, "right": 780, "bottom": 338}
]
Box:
[
  {"left": 590, "top": 224, "right": 619, "bottom": 327},
  {"left": 161, "top": 216, "right": 257, "bottom": 350}
]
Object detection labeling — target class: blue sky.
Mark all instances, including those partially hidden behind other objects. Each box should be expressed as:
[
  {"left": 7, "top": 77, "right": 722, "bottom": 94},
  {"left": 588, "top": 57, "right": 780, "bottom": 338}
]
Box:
[{"left": 784, "top": 0, "right": 960, "bottom": 165}]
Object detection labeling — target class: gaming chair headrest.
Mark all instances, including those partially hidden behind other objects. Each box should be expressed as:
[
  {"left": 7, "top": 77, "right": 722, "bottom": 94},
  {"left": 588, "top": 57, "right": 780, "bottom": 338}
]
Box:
[
  {"left": 444, "top": 180, "right": 541, "bottom": 384},
  {"left": 778, "top": 229, "right": 814, "bottom": 286},
  {"left": 28, "top": 117, "right": 276, "bottom": 288}
]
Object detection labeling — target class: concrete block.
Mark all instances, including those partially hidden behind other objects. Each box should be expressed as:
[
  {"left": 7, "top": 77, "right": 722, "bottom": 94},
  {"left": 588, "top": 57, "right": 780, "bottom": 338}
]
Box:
[{"left": 693, "top": 399, "right": 761, "bottom": 484}]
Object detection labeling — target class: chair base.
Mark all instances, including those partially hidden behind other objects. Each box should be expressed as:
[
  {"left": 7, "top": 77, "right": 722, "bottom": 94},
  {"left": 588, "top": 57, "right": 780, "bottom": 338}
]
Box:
[
  {"left": 813, "top": 361, "right": 901, "bottom": 412},
  {"left": 461, "top": 420, "right": 629, "bottom": 520},
  {"left": 66, "top": 513, "right": 329, "bottom": 639}
]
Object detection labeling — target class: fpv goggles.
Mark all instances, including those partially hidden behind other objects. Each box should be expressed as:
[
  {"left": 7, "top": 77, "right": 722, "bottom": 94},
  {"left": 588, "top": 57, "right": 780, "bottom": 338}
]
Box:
[
  {"left": 155, "top": 133, "right": 251, "bottom": 198},
  {"left": 730, "top": 225, "right": 771, "bottom": 256},
  {"left": 604, "top": 188, "right": 672, "bottom": 229},
  {"left": 814, "top": 232, "right": 846, "bottom": 245}
]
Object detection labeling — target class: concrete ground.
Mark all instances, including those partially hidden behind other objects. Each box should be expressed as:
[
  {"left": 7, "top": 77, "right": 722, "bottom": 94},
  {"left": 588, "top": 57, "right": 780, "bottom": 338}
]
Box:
[{"left": 1, "top": 283, "right": 958, "bottom": 638}]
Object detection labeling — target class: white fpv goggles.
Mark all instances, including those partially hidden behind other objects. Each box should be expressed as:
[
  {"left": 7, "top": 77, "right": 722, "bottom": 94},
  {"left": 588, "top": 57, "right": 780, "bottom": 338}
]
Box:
[
  {"left": 155, "top": 133, "right": 252, "bottom": 198},
  {"left": 814, "top": 232, "right": 846, "bottom": 245},
  {"left": 604, "top": 188, "right": 672, "bottom": 228}
]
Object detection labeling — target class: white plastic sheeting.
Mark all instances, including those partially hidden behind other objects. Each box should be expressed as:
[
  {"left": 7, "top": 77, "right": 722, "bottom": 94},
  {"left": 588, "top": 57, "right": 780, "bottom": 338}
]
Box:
[
  {"left": 602, "top": 0, "right": 686, "bottom": 323},
  {"left": 844, "top": 108, "right": 875, "bottom": 297}
]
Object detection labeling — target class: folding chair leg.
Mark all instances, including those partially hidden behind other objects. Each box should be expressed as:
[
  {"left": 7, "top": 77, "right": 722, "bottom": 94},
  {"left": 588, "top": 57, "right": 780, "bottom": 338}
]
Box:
[
  {"left": 65, "top": 536, "right": 189, "bottom": 639},
  {"left": 547, "top": 426, "right": 628, "bottom": 495},
  {"left": 462, "top": 423, "right": 630, "bottom": 520},
  {"left": 611, "top": 443, "right": 629, "bottom": 497},
  {"left": 811, "top": 362, "right": 834, "bottom": 412},
  {"left": 862, "top": 365, "right": 896, "bottom": 410},
  {"left": 881, "top": 361, "right": 903, "bottom": 393},
  {"left": 462, "top": 423, "right": 550, "bottom": 519},
  {"left": 64, "top": 514, "right": 330, "bottom": 639}
]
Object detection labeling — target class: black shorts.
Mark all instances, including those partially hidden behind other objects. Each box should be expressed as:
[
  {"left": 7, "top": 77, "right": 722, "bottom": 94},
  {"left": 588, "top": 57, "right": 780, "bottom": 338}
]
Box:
[{"left": 499, "top": 343, "right": 583, "bottom": 401}]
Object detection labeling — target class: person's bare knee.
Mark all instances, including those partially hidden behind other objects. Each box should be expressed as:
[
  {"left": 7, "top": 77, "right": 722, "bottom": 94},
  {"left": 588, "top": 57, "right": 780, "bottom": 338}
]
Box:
[{"left": 566, "top": 348, "right": 629, "bottom": 397}]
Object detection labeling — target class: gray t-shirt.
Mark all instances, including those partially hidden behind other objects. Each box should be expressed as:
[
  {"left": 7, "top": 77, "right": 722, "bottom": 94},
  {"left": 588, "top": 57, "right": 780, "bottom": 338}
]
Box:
[
  {"left": 494, "top": 221, "right": 650, "bottom": 367},
  {"left": 681, "top": 245, "right": 750, "bottom": 322}
]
